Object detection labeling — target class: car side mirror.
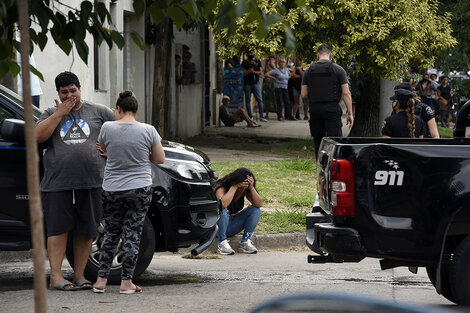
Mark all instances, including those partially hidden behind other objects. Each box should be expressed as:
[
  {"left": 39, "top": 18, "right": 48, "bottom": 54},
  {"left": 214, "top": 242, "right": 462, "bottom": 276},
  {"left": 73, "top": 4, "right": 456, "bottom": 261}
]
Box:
[{"left": 1, "top": 118, "right": 26, "bottom": 142}]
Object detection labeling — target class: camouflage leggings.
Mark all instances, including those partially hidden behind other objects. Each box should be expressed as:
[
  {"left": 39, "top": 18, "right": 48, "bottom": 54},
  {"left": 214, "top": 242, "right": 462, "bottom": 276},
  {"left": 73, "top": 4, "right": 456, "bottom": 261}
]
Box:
[{"left": 98, "top": 186, "right": 152, "bottom": 280}]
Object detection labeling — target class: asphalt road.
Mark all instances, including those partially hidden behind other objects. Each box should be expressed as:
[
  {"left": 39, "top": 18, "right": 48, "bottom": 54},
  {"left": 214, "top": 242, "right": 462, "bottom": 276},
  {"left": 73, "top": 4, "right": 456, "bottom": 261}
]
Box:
[{"left": 0, "top": 250, "right": 467, "bottom": 313}]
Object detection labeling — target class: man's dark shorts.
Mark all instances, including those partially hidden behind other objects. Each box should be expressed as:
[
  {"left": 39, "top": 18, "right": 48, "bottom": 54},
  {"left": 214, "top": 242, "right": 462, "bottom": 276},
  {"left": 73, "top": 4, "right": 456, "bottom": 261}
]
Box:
[{"left": 42, "top": 188, "right": 102, "bottom": 238}]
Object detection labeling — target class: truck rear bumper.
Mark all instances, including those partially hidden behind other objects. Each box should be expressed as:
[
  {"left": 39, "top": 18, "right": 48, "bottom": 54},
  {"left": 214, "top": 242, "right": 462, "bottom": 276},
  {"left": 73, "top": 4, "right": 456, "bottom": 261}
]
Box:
[{"left": 306, "top": 212, "right": 365, "bottom": 257}]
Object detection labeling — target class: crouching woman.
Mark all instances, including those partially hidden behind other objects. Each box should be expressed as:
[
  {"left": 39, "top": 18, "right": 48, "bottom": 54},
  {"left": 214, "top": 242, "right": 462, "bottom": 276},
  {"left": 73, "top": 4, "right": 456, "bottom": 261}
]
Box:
[{"left": 215, "top": 168, "right": 263, "bottom": 255}]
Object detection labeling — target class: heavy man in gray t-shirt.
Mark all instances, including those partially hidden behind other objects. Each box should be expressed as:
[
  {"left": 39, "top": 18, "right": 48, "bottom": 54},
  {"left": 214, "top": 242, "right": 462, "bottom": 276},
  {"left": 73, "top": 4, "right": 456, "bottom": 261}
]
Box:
[{"left": 36, "top": 71, "right": 114, "bottom": 290}]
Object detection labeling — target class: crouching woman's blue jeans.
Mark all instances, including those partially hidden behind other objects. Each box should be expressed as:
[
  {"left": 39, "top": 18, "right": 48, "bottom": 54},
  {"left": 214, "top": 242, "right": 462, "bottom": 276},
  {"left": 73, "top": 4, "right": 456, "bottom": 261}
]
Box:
[{"left": 217, "top": 206, "right": 261, "bottom": 243}]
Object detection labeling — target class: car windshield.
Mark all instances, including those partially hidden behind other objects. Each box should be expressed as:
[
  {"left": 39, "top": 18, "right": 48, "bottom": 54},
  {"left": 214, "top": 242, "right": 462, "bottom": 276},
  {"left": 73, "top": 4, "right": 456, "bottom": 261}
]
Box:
[{"left": 0, "top": 84, "right": 42, "bottom": 119}]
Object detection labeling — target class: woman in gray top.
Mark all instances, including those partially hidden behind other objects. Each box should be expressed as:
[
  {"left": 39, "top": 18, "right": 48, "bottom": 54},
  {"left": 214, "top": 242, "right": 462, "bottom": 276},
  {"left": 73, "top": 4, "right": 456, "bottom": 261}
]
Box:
[{"left": 92, "top": 91, "right": 165, "bottom": 294}]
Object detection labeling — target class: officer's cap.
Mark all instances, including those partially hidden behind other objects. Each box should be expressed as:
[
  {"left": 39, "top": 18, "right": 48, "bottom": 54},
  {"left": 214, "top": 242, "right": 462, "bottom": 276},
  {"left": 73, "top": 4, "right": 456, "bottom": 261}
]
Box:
[
  {"left": 390, "top": 82, "right": 413, "bottom": 100},
  {"left": 394, "top": 89, "right": 414, "bottom": 105}
]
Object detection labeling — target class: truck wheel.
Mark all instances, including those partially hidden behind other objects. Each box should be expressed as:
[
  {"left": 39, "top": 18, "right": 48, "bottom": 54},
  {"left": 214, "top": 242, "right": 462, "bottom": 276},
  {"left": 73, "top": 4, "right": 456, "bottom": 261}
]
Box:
[
  {"left": 449, "top": 235, "right": 470, "bottom": 305},
  {"left": 66, "top": 217, "right": 156, "bottom": 284},
  {"left": 425, "top": 266, "right": 455, "bottom": 303}
]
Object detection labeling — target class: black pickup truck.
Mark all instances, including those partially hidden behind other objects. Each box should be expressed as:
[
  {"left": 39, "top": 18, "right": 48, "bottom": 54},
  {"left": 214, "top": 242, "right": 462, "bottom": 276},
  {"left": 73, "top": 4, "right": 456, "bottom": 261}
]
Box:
[
  {"left": 0, "top": 85, "right": 220, "bottom": 283},
  {"left": 306, "top": 102, "right": 470, "bottom": 305}
]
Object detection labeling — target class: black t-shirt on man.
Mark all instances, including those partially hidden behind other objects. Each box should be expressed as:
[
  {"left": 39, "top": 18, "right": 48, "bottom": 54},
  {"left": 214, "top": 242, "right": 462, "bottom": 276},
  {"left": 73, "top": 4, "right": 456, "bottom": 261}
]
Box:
[
  {"left": 437, "top": 85, "right": 452, "bottom": 102},
  {"left": 301, "top": 59, "right": 348, "bottom": 107},
  {"left": 242, "top": 59, "right": 262, "bottom": 85}
]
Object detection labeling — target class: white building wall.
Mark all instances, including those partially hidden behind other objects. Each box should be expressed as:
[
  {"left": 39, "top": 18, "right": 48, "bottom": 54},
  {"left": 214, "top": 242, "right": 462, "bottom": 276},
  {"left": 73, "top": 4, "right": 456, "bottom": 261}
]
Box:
[
  {"left": 173, "top": 27, "right": 204, "bottom": 139},
  {"left": 208, "top": 31, "right": 222, "bottom": 126},
  {"left": 33, "top": 0, "right": 145, "bottom": 117},
  {"left": 28, "top": 1, "right": 218, "bottom": 139}
]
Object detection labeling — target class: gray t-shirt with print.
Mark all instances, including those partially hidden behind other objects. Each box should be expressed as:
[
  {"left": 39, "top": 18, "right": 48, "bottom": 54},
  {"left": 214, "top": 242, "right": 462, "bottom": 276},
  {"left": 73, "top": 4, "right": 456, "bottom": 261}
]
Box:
[
  {"left": 98, "top": 122, "right": 162, "bottom": 192},
  {"left": 37, "top": 101, "right": 115, "bottom": 192}
]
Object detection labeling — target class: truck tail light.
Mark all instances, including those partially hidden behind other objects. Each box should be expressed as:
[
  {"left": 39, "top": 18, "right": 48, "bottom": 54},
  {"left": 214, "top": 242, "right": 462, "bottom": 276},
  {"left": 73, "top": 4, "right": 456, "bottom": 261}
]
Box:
[{"left": 330, "top": 159, "right": 355, "bottom": 216}]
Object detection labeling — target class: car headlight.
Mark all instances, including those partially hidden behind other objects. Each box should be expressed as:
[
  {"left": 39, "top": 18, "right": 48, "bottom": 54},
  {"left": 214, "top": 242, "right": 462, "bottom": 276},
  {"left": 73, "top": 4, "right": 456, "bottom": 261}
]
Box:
[{"left": 157, "top": 158, "right": 211, "bottom": 181}]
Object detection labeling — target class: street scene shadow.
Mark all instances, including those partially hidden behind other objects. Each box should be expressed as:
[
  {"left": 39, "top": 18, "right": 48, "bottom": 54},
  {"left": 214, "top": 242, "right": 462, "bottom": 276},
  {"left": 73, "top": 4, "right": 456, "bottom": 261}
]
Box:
[
  {"left": 0, "top": 276, "right": 34, "bottom": 292},
  {"left": 134, "top": 271, "right": 206, "bottom": 286}
]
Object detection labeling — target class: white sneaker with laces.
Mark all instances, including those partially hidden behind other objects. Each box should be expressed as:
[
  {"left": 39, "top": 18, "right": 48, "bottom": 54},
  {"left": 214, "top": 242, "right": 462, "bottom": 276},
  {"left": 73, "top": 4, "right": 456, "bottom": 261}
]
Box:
[
  {"left": 260, "top": 118, "right": 268, "bottom": 122},
  {"left": 239, "top": 239, "right": 258, "bottom": 254},
  {"left": 217, "top": 240, "right": 235, "bottom": 255}
]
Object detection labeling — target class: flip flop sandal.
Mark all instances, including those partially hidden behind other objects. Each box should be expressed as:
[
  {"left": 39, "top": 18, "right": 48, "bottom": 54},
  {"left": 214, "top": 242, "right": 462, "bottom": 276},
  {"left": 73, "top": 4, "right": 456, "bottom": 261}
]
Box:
[
  {"left": 93, "top": 286, "right": 106, "bottom": 293},
  {"left": 50, "top": 279, "right": 78, "bottom": 291},
  {"left": 120, "top": 285, "right": 142, "bottom": 294},
  {"left": 74, "top": 278, "right": 93, "bottom": 290}
]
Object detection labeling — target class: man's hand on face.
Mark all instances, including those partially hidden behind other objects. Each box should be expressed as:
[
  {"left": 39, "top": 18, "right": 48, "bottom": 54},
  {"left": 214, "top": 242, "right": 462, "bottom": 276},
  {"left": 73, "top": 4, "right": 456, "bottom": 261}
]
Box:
[{"left": 55, "top": 97, "right": 76, "bottom": 117}]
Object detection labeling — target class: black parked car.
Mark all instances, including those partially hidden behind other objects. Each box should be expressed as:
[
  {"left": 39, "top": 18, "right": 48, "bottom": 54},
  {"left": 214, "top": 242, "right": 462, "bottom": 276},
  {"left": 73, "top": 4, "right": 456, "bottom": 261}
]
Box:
[{"left": 0, "top": 85, "right": 220, "bottom": 283}]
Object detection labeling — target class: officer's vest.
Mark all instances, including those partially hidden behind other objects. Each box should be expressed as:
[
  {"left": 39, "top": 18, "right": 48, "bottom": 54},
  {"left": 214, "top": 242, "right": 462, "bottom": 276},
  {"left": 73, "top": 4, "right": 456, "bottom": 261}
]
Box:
[{"left": 307, "top": 61, "right": 341, "bottom": 104}]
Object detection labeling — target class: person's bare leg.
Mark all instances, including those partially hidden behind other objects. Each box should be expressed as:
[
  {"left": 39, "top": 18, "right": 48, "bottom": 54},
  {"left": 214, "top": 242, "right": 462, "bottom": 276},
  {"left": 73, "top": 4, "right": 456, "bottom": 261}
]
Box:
[
  {"left": 73, "top": 232, "right": 93, "bottom": 284},
  {"left": 93, "top": 277, "right": 107, "bottom": 290},
  {"left": 48, "top": 233, "right": 70, "bottom": 287},
  {"left": 293, "top": 96, "right": 299, "bottom": 119},
  {"left": 240, "top": 109, "right": 256, "bottom": 125},
  {"left": 120, "top": 279, "right": 141, "bottom": 292},
  {"left": 233, "top": 109, "right": 255, "bottom": 126}
]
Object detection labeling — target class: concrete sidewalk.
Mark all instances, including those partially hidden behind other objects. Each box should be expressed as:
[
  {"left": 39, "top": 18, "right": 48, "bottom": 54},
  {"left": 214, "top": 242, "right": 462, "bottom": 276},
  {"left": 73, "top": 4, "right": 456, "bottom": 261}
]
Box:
[
  {"left": 205, "top": 116, "right": 312, "bottom": 140},
  {"left": 0, "top": 232, "right": 307, "bottom": 263},
  {"left": 204, "top": 110, "right": 351, "bottom": 140}
]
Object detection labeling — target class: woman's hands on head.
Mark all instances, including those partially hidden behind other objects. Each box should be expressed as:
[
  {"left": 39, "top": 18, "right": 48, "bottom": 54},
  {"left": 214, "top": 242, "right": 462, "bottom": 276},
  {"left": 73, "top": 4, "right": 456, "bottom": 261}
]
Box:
[
  {"left": 235, "top": 175, "right": 255, "bottom": 192},
  {"left": 246, "top": 175, "right": 255, "bottom": 191},
  {"left": 235, "top": 179, "right": 249, "bottom": 191}
]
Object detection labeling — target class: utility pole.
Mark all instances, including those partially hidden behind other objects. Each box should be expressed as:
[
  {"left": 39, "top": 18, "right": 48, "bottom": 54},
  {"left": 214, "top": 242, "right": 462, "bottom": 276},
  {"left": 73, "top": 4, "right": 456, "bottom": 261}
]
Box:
[{"left": 17, "top": 0, "right": 47, "bottom": 312}]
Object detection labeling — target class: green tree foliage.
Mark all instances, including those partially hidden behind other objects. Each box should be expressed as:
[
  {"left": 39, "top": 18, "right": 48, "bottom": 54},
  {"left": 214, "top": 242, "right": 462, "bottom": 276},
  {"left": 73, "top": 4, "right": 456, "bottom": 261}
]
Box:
[
  {"left": 434, "top": 0, "right": 470, "bottom": 102},
  {"left": 435, "top": 0, "right": 470, "bottom": 71},
  {"left": 213, "top": 0, "right": 291, "bottom": 57},
  {"left": 216, "top": 0, "right": 456, "bottom": 136},
  {"left": 0, "top": 0, "right": 126, "bottom": 79},
  {"left": 0, "top": 0, "right": 294, "bottom": 80},
  {"left": 216, "top": 0, "right": 455, "bottom": 78}
]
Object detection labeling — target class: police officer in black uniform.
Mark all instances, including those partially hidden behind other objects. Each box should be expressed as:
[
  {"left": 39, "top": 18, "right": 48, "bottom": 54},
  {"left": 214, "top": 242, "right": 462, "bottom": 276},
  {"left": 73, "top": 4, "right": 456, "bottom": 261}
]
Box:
[
  {"left": 390, "top": 82, "right": 439, "bottom": 138},
  {"left": 301, "top": 44, "right": 353, "bottom": 158},
  {"left": 382, "top": 89, "right": 424, "bottom": 138}
]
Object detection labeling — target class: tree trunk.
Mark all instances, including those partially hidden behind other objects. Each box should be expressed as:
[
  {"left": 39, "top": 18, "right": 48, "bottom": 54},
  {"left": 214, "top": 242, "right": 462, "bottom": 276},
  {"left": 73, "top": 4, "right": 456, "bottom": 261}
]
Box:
[
  {"left": 152, "top": 18, "right": 172, "bottom": 138},
  {"left": 18, "top": 1, "right": 47, "bottom": 312},
  {"left": 348, "top": 75, "right": 381, "bottom": 137}
]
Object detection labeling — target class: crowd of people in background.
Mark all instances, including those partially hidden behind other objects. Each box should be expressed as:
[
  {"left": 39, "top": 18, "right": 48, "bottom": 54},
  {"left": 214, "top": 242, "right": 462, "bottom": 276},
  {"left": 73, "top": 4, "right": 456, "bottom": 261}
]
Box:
[
  {"left": 413, "top": 72, "right": 455, "bottom": 129},
  {"left": 221, "top": 53, "right": 312, "bottom": 127},
  {"left": 382, "top": 72, "right": 456, "bottom": 139},
  {"left": 222, "top": 52, "right": 456, "bottom": 133}
]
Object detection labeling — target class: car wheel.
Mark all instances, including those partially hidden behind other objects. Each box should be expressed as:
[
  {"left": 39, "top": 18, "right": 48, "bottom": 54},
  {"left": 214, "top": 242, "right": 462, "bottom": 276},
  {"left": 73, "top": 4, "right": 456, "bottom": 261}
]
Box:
[
  {"left": 66, "top": 216, "right": 156, "bottom": 284},
  {"left": 426, "top": 266, "right": 455, "bottom": 303},
  {"left": 449, "top": 235, "right": 470, "bottom": 305}
]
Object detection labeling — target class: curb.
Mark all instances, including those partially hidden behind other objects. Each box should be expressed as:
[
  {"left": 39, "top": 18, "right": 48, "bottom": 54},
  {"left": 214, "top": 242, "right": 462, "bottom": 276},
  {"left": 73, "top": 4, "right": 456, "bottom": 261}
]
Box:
[
  {"left": 206, "top": 232, "right": 306, "bottom": 254},
  {"left": 0, "top": 250, "right": 33, "bottom": 263},
  {"left": 0, "top": 233, "right": 306, "bottom": 262},
  {"left": 203, "top": 126, "right": 311, "bottom": 142}
]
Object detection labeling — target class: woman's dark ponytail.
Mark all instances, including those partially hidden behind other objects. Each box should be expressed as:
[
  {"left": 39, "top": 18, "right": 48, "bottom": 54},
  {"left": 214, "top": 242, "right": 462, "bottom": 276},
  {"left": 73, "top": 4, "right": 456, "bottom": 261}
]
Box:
[{"left": 406, "top": 98, "right": 415, "bottom": 138}]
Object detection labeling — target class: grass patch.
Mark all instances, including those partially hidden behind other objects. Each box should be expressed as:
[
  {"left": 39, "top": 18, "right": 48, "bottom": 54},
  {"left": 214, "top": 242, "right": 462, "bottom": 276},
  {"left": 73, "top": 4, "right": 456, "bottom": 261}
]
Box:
[
  {"left": 438, "top": 126, "right": 453, "bottom": 138},
  {"left": 211, "top": 159, "right": 317, "bottom": 211},
  {"left": 182, "top": 252, "right": 221, "bottom": 259},
  {"left": 271, "top": 139, "right": 316, "bottom": 158},
  {"left": 257, "top": 210, "right": 307, "bottom": 234}
]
